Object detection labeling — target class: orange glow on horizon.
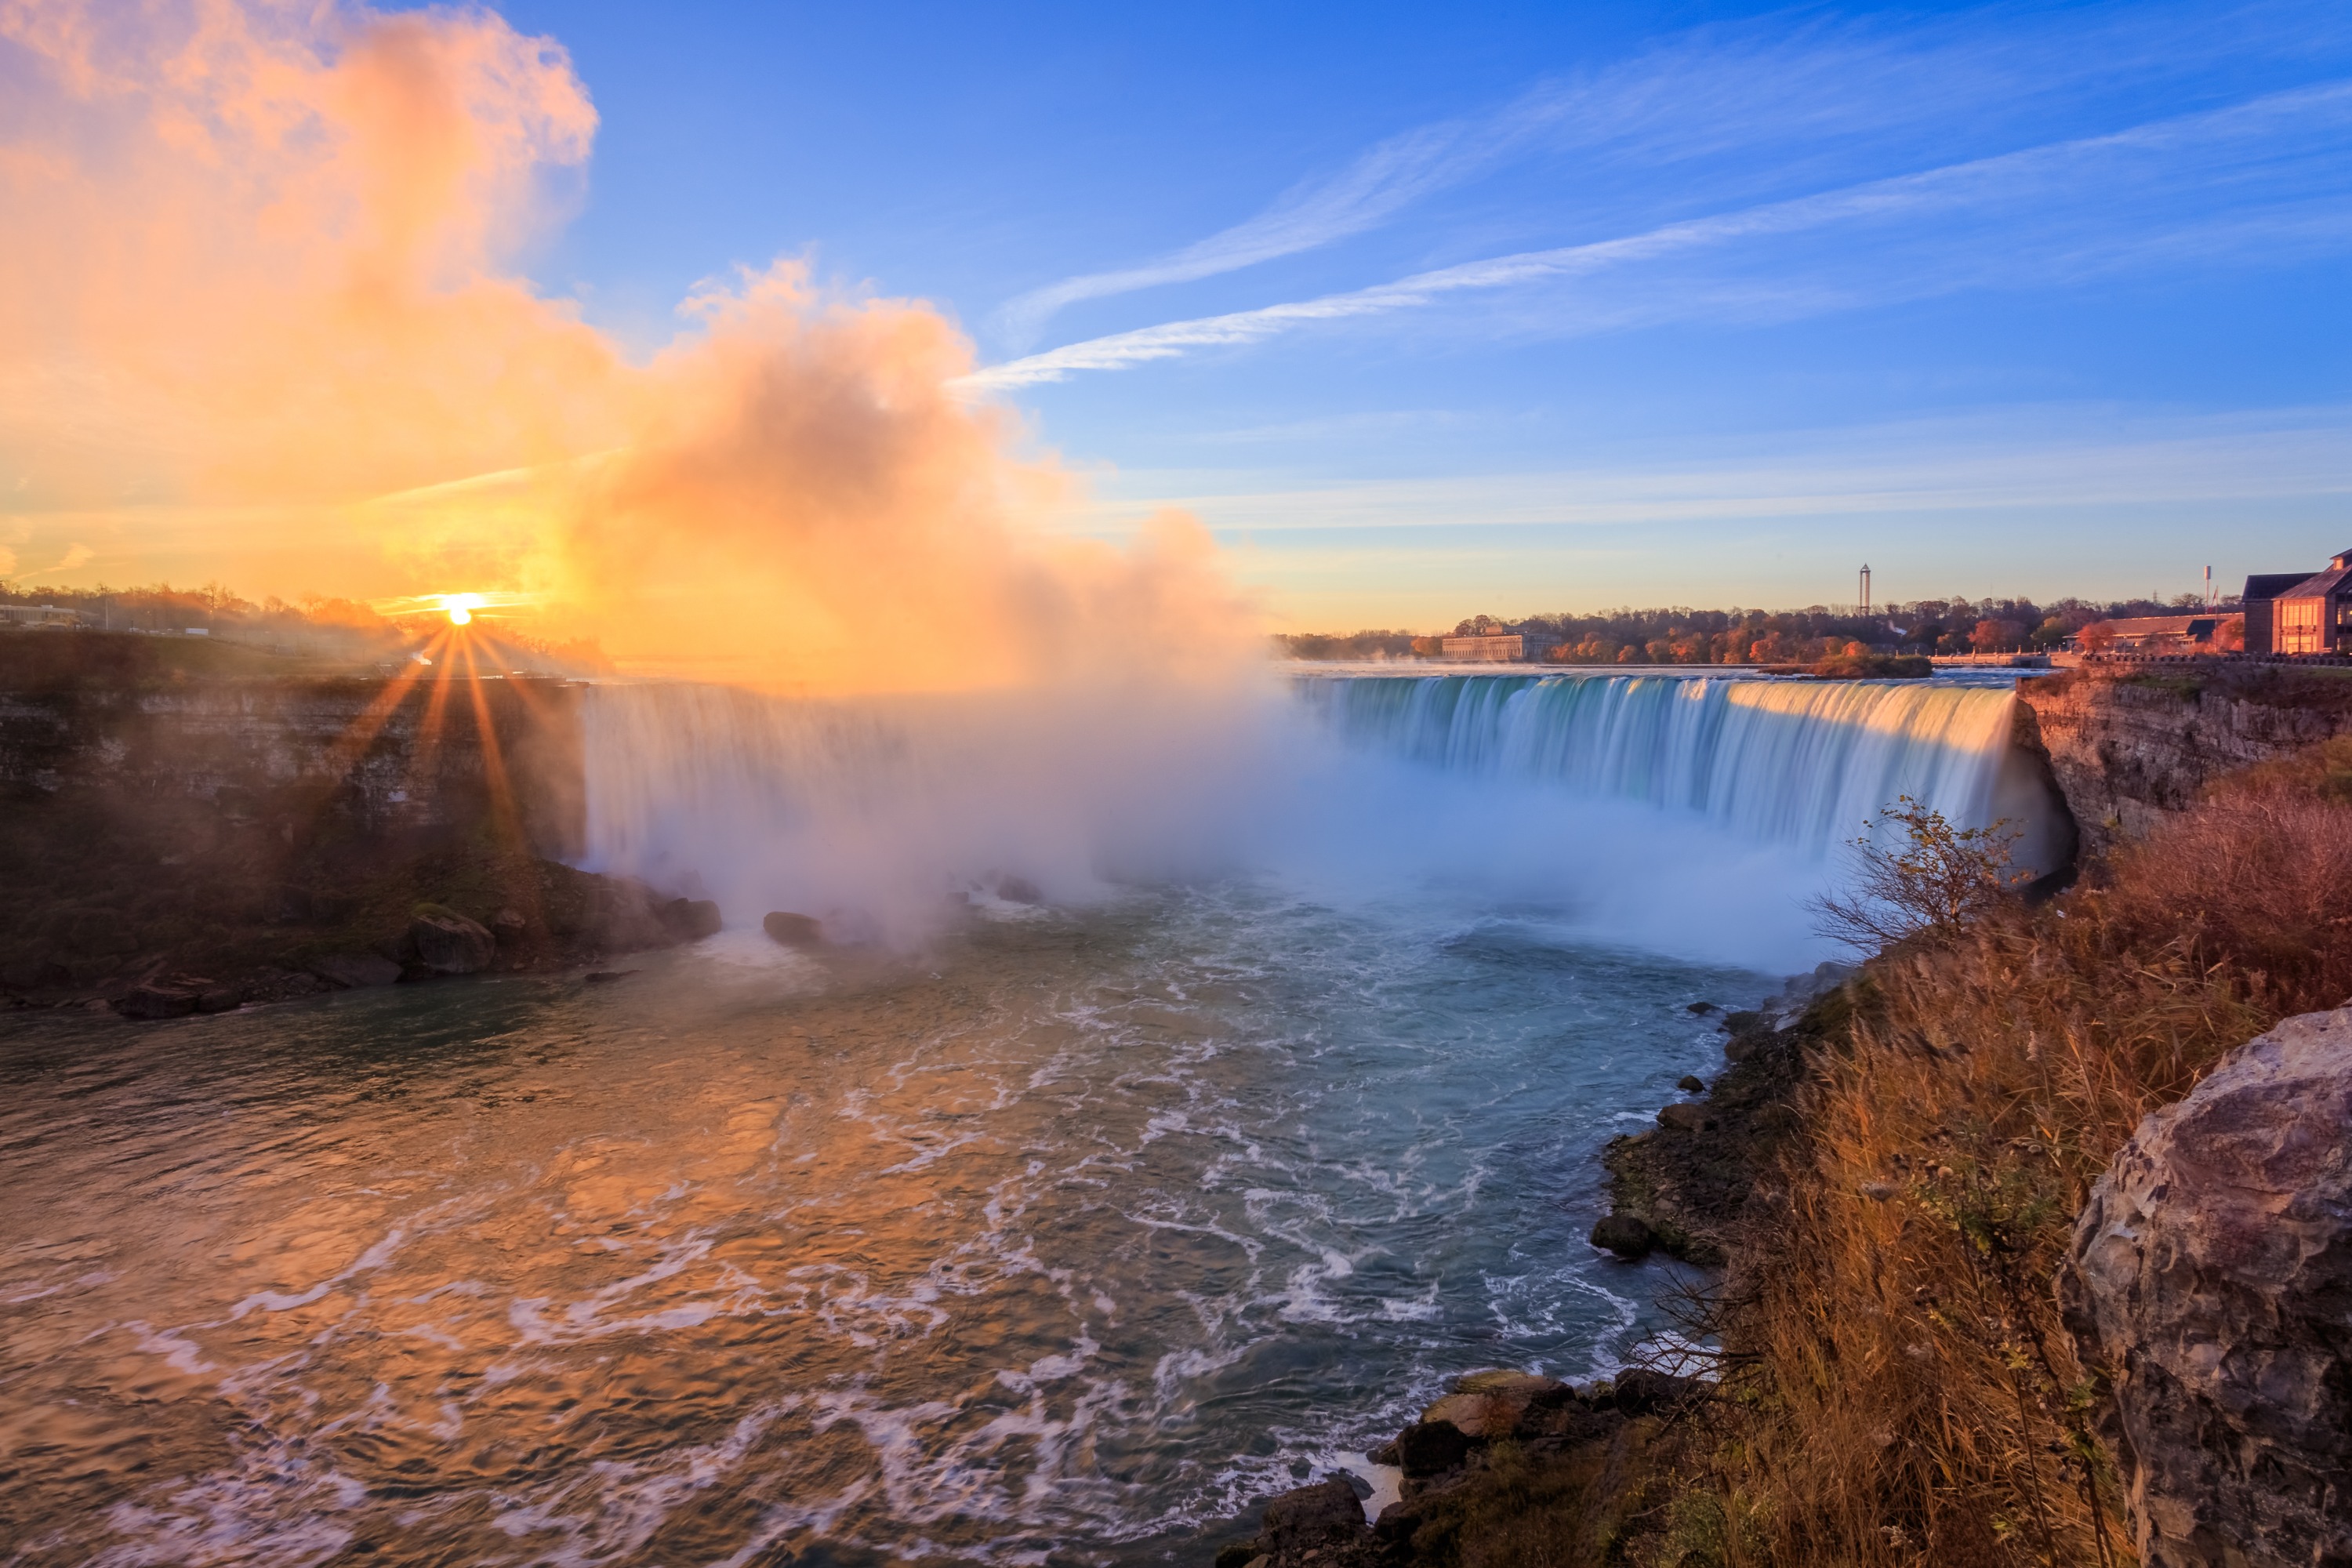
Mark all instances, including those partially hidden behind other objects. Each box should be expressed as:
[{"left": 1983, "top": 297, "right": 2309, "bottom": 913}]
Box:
[{"left": 0, "top": 1, "right": 1257, "bottom": 694}]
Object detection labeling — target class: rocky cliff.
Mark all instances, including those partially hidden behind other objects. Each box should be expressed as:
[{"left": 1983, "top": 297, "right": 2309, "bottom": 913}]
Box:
[
  {"left": 0, "top": 630, "right": 700, "bottom": 1012},
  {"left": 2019, "top": 663, "right": 2352, "bottom": 859}
]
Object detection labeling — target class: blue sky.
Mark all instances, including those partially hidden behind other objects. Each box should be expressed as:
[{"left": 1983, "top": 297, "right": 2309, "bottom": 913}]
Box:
[{"left": 501, "top": 0, "right": 2352, "bottom": 628}]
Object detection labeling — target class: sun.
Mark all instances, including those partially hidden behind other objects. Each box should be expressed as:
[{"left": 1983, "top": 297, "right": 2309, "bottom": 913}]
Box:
[{"left": 437, "top": 592, "right": 487, "bottom": 626}]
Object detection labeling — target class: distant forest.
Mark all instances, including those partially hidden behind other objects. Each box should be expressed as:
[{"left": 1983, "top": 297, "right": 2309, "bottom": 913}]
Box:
[
  {"left": 0, "top": 581, "right": 611, "bottom": 673},
  {"left": 1276, "top": 593, "right": 2237, "bottom": 663}
]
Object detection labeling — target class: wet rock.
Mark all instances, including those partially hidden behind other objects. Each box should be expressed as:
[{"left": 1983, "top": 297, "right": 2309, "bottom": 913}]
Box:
[
  {"left": 113, "top": 977, "right": 210, "bottom": 1020},
  {"left": 245, "top": 967, "right": 328, "bottom": 1002},
  {"left": 491, "top": 907, "right": 530, "bottom": 945},
  {"left": 661, "top": 898, "right": 723, "bottom": 940},
  {"left": 1420, "top": 1394, "right": 1499, "bottom": 1439},
  {"left": 1657, "top": 1102, "right": 1711, "bottom": 1131},
  {"left": 1366, "top": 1439, "right": 1400, "bottom": 1466},
  {"left": 2061, "top": 1005, "right": 2352, "bottom": 1568},
  {"left": 763, "top": 911, "right": 824, "bottom": 949},
  {"left": 584, "top": 969, "right": 637, "bottom": 984},
  {"left": 1394, "top": 1419, "right": 1473, "bottom": 1477},
  {"left": 994, "top": 875, "right": 1044, "bottom": 905},
  {"left": 409, "top": 906, "right": 495, "bottom": 975},
  {"left": 1610, "top": 1369, "right": 1702, "bottom": 1417},
  {"left": 1589, "top": 1213, "right": 1656, "bottom": 1259},
  {"left": 311, "top": 953, "right": 400, "bottom": 989},
  {"left": 1686, "top": 1001, "right": 1719, "bottom": 1014},
  {"left": 1676, "top": 1074, "right": 1706, "bottom": 1092},
  {"left": 1260, "top": 1477, "right": 1369, "bottom": 1555},
  {"left": 1427, "top": 1370, "right": 1568, "bottom": 1441}
]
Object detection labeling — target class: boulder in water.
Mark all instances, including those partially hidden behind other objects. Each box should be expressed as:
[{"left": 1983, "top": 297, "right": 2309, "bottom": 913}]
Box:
[
  {"left": 1425, "top": 1370, "right": 1567, "bottom": 1440},
  {"left": 763, "top": 911, "right": 824, "bottom": 949},
  {"left": 312, "top": 953, "right": 400, "bottom": 989},
  {"left": 1589, "top": 1213, "right": 1656, "bottom": 1259},
  {"left": 409, "top": 906, "right": 495, "bottom": 975},
  {"left": 993, "top": 875, "right": 1044, "bottom": 906},
  {"left": 2061, "top": 1006, "right": 2352, "bottom": 1568},
  {"left": 113, "top": 977, "right": 209, "bottom": 1020}
]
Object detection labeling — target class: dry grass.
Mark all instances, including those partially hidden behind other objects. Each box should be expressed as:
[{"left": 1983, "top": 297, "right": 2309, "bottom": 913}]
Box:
[{"left": 1666, "top": 752, "right": 2352, "bottom": 1568}]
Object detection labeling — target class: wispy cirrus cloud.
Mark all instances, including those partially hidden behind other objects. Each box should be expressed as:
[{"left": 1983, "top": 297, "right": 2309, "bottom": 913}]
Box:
[
  {"left": 988, "top": 2, "right": 2349, "bottom": 352},
  {"left": 989, "top": 118, "right": 1505, "bottom": 353},
  {"left": 963, "top": 79, "right": 2352, "bottom": 393}
]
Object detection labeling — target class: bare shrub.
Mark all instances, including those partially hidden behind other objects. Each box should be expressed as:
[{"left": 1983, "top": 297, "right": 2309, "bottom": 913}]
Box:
[{"left": 1810, "top": 797, "right": 2030, "bottom": 953}]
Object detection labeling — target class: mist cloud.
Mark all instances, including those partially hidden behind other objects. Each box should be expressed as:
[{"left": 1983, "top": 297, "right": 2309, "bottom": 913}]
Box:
[{"left": 0, "top": 0, "right": 1254, "bottom": 690}]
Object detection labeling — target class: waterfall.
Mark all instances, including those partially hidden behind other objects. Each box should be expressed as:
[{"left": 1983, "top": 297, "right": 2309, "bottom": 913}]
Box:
[
  {"left": 575, "top": 679, "right": 1276, "bottom": 935},
  {"left": 1298, "top": 673, "right": 2067, "bottom": 870},
  {"left": 572, "top": 671, "right": 2070, "bottom": 951}
]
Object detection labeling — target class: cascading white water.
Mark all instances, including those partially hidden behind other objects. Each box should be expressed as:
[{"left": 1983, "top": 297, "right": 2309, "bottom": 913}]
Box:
[
  {"left": 577, "top": 679, "right": 1279, "bottom": 938},
  {"left": 574, "top": 670, "right": 2068, "bottom": 968},
  {"left": 1297, "top": 672, "right": 2067, "bottom": 871}
]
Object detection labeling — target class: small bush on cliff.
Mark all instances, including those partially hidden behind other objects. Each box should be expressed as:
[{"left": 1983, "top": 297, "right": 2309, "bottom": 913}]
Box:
[
  {"left": 1681, "top": 757, "right": 2352, "bottom": 1567},
  {"left": 1809, "top": 797, "right": 2031, "bottom": 952}
]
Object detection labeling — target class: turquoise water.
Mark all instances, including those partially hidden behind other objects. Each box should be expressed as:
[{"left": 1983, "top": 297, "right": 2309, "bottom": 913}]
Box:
[{"left": 0, "top": 884, "right": 1763, "bottom": 1566}]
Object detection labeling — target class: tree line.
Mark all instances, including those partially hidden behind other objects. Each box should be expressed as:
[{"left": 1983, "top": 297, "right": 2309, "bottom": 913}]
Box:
[{"left": 1276, "top": 593, "right": 2234, "bottom": 664}]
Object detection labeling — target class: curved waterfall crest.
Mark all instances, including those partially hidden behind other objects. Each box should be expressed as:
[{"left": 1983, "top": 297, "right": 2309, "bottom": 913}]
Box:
[{"left": 1298, "top": 673, "right": 2029, "bottom": 858}]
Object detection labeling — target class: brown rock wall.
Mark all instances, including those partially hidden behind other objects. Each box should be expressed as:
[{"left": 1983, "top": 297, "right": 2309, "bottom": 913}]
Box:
[{"left": 2019, "top": 664, "right": 2352, "bottom": 858}]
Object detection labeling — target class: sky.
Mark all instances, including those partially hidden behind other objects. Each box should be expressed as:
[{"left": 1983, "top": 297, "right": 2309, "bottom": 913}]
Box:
[{"left": 7, "top": 0, "right": 2352, "bottom": 632}]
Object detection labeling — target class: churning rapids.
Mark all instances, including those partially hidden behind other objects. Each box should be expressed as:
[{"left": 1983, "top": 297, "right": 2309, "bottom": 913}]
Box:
[{"left": 0, "top": 672, "right": 2063, "bottom": 1567}]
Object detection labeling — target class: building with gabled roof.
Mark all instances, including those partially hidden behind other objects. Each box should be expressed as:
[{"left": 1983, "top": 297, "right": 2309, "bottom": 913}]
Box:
[
  {"left": 2267, "top": 550, "right": 2352, "bottom": 655},
  {"left": 2079, "top": 615, "right": 2230, "bottom": 652},
  {"left": 2242, "top": 572, "right": 2314, "bottom": 656}
]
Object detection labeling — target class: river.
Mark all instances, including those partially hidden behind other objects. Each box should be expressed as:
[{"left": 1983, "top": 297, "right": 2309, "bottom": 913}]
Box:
[{"left": 0, "top": 671, "right": 2048, "bottom": 1566}]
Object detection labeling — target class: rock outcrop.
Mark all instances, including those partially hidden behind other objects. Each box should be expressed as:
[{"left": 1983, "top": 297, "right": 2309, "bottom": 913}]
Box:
[
  {"left": 409, "top": 906, "right": 496, "bottom": 974},
  {"left": 2062, "top": 1007, "right": 2352, "bottom": 1568},
  {"left": 1213, "top": 1368, "right": 1683, "bottom": 1568},
  {"left": 1599, "top": 983, "right": 1840, "bottom": 1264},
  {"left": 763, "top": 911, "right": 824, "bottom": 949},
  {"left": 2020, "top": 664, "right": 2352, "bottom": 859}
]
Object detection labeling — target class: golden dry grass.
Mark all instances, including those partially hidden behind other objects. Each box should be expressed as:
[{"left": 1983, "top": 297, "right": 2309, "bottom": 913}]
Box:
[{"left": 1664, "top": 755, "right": 2352, "bottom": 1568}]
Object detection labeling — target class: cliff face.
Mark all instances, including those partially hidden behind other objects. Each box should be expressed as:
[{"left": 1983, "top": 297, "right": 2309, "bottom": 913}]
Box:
[
  {"left": 0, "top": 630, "right": 680, "bottom": 1009},
  {"left": 0, "top": 630, "right": 583, "bottom": 854},
  {"left": 2019, "top": 665, "right": 2352, "bottom": 859}
]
